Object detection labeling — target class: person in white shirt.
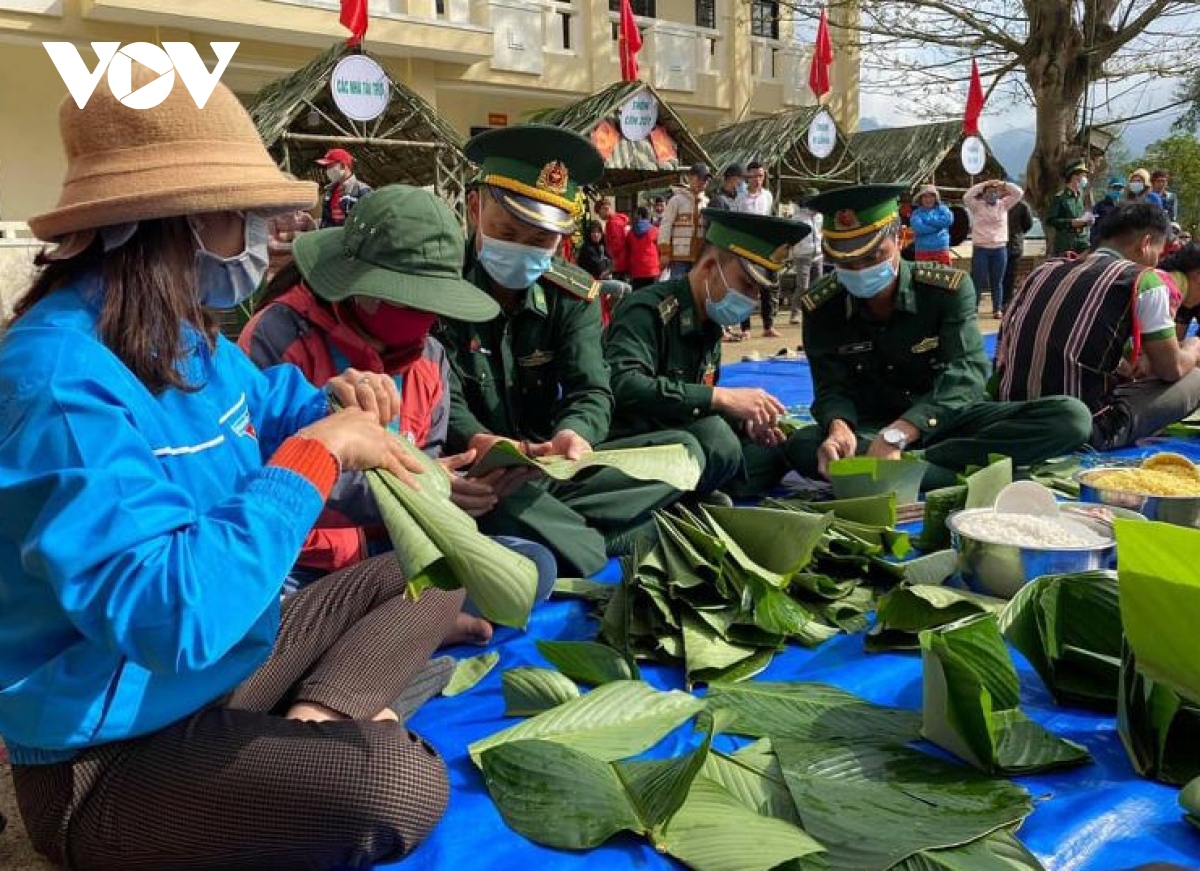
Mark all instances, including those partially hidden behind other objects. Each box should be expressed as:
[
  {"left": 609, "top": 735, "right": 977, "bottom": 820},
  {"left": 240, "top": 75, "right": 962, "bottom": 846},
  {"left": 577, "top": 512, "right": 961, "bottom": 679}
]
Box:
[
  {"left": 789, "top": 190, "right": 824, "bottom": 324},
  {"left": 735, "top": 161, "right": 775, "bottom": 217},
  {"left": 734, "top": 161, "right": 779, "bottom": 335}
]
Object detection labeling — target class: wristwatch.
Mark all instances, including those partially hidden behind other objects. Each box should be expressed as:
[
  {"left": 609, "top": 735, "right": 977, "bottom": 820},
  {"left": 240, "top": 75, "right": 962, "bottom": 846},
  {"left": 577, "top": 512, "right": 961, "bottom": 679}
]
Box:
[{"left": 880, "top": 427, "right": 909, "bottom": 451}]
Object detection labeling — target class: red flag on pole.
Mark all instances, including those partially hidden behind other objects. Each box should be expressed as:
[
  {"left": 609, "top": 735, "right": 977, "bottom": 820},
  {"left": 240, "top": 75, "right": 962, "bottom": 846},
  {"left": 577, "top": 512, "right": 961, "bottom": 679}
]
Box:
[
  {"left": 964, "top": 59, "right": 985, "bottom": 136},
  {"left": 619, "top": 0, "right": 643, "bottom": 82},
  {"left": 808, "top": 8, "right": 834, "bottom": 100},
  {"left": 340, "top": 0, "right": 369, "bottom": 46}
]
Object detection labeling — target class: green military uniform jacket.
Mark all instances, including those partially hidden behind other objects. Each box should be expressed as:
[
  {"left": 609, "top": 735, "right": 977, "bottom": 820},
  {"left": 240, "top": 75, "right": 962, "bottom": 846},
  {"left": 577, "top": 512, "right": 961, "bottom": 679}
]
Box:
[
  {"left": 800, "top": 260, "right": 989, "bottom": 437},
  {"left": 438, "top": 252, "right": 613, "bottom": 450},
  {"left": 604, "top": 279, "right": 724, "bottom": 437},
  {"left": 1046, "top": 188, "right": 1090, "bottom": 255}
]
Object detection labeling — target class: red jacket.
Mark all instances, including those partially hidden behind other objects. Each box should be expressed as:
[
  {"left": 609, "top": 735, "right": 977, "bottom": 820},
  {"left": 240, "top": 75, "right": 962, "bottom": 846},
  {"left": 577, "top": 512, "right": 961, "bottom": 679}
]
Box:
[
  {"left": 605, "top": 212, "right": 630, "bottom": 274},
  {"left": 626, "top": 223, "right": 661, "bottom": 280},
  {"left": 239, "top": 283, "right": 448, "bottom": 575}
]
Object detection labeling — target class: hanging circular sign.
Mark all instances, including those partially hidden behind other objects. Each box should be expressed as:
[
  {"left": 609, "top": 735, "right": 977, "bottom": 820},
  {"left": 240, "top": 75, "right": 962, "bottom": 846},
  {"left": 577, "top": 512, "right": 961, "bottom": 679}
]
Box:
[
  {"left": 961, "top": 135, "right": 987, "bottom": 176},
  {"left": 619, "top": 88, "right": 659, "bottom": 143},
  {"left": 807, "top": 109, "right": 837, "bottom": 159},
  {"left": 331, "top": 55, "right": 391, "bottom": 123}
]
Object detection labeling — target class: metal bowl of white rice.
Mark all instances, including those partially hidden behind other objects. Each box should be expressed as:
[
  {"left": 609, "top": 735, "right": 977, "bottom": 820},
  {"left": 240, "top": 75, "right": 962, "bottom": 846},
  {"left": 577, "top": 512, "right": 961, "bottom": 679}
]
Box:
[{"left": 946, "top": 503, "right": 1143, "bottom": 599}]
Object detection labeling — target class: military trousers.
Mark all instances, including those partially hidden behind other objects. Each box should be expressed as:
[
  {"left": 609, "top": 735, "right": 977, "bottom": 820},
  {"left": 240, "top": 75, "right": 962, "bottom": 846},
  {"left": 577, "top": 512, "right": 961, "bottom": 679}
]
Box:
[
  {"left": 476, "top": 429, "right": 709, "bottom": 577},
  {"left": 784, "top": 396, "right": 1093, "bottom": 486}
]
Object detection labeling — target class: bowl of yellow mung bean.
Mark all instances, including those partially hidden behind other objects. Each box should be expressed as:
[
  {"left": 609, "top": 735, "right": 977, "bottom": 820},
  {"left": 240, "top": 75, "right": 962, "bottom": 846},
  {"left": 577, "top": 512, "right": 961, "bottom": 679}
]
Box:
[{"left": 1077, "top": 452, "right": 1200, "bottom": 529}]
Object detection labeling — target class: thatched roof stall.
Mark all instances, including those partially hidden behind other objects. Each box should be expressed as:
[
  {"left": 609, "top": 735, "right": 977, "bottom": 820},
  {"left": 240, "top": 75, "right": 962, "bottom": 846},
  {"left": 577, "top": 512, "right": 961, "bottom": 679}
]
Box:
[
  {"left": 249, "top": 44, "right": 469, "bottom": 218},
  {"left": 852, "top": 121, "right": 1008, "bottom": 195},
  {"left": 699, "top": 107, "right": 859, "bottom": 201},
  {"left": 531, "top": 81, "right": 713, "bottom": 194}
]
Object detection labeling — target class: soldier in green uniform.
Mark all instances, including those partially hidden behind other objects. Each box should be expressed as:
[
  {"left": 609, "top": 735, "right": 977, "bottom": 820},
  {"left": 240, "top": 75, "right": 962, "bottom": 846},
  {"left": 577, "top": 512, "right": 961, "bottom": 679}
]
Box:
[
  {"left": 437, "top": 125, "right": 704, "bottom": 576},
  {"left": 1046, "top": 159, "right": 1094, "bottom": 256},
  {"left": 605, "top": 210, "right": 813, "bottom": 496},
  {"left": 785, "top": 184, "right": 1092, "bottom": 484}
]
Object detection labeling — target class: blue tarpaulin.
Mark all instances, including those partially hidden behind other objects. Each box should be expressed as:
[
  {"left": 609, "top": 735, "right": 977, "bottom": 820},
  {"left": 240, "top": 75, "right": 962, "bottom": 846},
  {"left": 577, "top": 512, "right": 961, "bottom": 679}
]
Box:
[{"left": 396, "top": 348, "right": 1200, "bottom": 871}]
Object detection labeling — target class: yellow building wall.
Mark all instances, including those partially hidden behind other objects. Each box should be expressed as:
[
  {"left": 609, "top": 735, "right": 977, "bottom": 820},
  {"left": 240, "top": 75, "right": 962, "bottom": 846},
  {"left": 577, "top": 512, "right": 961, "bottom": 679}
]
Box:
[{"left": 0, "top": 42, "right": 70, "bottom": 223}]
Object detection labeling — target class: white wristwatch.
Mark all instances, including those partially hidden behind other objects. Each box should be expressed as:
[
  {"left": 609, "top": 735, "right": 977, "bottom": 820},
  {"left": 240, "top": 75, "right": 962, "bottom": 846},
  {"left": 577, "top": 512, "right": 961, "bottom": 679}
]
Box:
[{"left": 881, "top": 427, "right": 909, "bottom": 451}]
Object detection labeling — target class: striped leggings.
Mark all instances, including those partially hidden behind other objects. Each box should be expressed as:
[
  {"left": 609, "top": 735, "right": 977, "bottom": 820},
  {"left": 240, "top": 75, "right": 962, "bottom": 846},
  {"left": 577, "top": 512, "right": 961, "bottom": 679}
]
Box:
[{"left": 12, "top": 555, "right": 463, "bottom": 871}]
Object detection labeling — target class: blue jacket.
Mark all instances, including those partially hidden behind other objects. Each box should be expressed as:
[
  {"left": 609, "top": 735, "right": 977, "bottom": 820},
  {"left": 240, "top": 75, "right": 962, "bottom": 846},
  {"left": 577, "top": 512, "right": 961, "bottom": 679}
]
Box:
[
  {"left": 910, "top": 204, "right": 955, "bottom": 253},
  {"left": 0, "top": 278, "right": 330, "bottom": 764}
]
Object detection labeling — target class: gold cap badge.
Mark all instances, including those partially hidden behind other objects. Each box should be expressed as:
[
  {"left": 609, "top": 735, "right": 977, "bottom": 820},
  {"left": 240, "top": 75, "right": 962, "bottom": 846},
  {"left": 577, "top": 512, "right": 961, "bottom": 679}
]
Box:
[{"left": 537, "top": 161, "right": 570, "bottom": 195}]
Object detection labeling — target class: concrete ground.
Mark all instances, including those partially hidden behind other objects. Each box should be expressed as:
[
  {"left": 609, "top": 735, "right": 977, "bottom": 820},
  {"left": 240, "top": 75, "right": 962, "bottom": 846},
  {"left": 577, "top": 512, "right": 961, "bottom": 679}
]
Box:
[{"left": 0, "top": 305, "right": 1001, "bottom": 869}]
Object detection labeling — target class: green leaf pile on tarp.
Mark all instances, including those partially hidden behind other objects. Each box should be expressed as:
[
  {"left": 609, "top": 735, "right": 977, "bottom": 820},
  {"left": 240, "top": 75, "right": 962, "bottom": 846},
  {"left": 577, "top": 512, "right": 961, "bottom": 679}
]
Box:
[
  {"left": 775, "top": 736, "right": 1034, "bottom": 871},
  {"left": 1118, "top": 645, "right": 1200, "bottom": 786},
  {"left": 475, "top": 677, "right": 1043, "bottom": 871},
  {"left": 442, "top": 652, "right": 499, "bottom": 697},
  {"left": 365, "top": 442, "right": 537, "bottom": 628},
  {"left": 1028, "top": 454, "right": 1087, "bottom": 498},
  {"left": 998, "top": 570, "right": 1121, "bottom": 710},
  {"left": 869, "top": 585, "right": 1006, "bottom": 653},
  {"left": 916, "top": 457, "right": 1012, "bottom": 551},
  {"left": 469, "top": 441, "right": 702, "bottom": 492},
  {"left": 920, "top": 614, "right": 1092, "bottom": 775},
  {"left": 1115, "top": 519, "right": 1200, "bottom": 785},
  {"left": 598, "top": 500, "right": 934, "bottom": 685}
]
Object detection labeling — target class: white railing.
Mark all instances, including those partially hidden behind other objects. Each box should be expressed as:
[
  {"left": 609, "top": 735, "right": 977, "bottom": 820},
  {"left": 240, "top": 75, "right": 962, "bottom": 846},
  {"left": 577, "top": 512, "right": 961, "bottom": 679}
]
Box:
[
  {"left": 605, "top": 13, "right": 724, "bottom": 92},
  {"left": 751, "top": 35, "right": 786, "bottom": 82}
]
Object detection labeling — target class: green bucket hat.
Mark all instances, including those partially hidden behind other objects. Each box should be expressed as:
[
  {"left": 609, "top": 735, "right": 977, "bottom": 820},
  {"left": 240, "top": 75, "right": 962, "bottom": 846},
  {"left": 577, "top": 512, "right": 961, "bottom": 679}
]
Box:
[{"left": 293, "top": 184, "right": 499, "bottom": 322}]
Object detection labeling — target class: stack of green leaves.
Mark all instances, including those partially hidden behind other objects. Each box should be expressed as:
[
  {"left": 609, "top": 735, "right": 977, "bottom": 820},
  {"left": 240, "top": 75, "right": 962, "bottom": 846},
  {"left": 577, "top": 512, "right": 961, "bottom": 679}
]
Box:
[
  {"left": 365, "top": 440, "right": 538, "bottom": 628},
  {"left": 868, "top": 585, "right": 1005, "bottom": 653},
  {"left": 1180, "top": 777, "right": 1200, "bottom": 831},
  {"left": 998, "top": 571, "right": 1122, "bottom": 710},
  {"left": 471, "top": 675, "right": 1047, "bottom": 871},
  {"left": 468, "top": 441, "right": 702, "bottom": 492},
  {"left": 920, "top": 613, "right": 1092, "bottom": 775},
  {"left": 599, "top": 498, "right": 955, "bottom": 685},
  {"left": 1115, "top": 519, "right": 1200, "bottom": 785},
  {"left": 916, "top": 457, "right": 1013, "bottom": 551}
]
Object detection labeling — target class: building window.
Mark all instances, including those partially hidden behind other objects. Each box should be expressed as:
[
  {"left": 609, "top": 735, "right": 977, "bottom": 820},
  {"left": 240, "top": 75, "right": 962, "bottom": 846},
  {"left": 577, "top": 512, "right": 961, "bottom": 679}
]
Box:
[
  {"left": 750, "top": 0, "right": 778, "bottom": 39},
  {"left": 610, "top": 0, "right": 656, "bottom": 18},
  {"left": 695, "top": 0, "right": 715, "bottom": 29},
  {"left": 435, "top": 0, "right": 444, "bottom": 14}
]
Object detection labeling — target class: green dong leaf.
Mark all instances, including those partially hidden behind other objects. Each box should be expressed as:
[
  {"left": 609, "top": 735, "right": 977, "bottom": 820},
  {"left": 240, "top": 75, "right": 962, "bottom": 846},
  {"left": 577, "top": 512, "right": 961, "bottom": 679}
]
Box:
[
  {"left": 501, "top": 667, "right": 581, "bottom": 717},
  {"left": 536, "top": 640, "right": 640, "bottom": 686}
]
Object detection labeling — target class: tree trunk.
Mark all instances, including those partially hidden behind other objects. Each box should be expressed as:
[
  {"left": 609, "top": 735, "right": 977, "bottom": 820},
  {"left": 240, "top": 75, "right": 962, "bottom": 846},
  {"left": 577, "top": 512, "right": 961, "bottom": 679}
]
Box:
[{"left": 1020, "top": 0, "right": 1091, "bottom": 218}]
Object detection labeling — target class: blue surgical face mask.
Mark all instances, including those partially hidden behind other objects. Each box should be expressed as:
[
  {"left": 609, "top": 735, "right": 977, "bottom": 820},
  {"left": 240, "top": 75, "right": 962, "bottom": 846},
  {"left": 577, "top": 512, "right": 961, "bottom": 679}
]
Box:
[
  {"left": 705, "top": 260, "right": 760, "bottom": 326},
  {"left": 984, "top": 192, "right": 999, "bottom": 205},
  {"left": 736, "top": 180, "right": 748, "bottom": 196},
  {"left": 1129, "top": 181, "right": 1146, "bottom": 195},
  {"left": 191, "top": 212, "right": 269, "bottom": 310},
  {"left": 478, "top": 229, "right": 557, "bottom": 290},
  {"left": 836, "top": 256, "right": 898, "bottom": 300},
  {"left": 1079, "top": 177, "right": 1089, "bottom": 190},
  {"left": 1107, "top": 188, "right": 1122, "bottom": 200}
]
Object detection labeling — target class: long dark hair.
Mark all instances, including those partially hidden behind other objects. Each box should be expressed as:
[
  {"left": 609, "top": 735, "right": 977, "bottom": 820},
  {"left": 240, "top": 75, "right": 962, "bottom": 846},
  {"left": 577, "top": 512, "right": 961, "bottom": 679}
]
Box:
[
  {"left": 9, "top": 218, "right": 216, "bottom": 394},
  {"left": 1160, "top": 242, "right": 1200, "bottom": 275}
]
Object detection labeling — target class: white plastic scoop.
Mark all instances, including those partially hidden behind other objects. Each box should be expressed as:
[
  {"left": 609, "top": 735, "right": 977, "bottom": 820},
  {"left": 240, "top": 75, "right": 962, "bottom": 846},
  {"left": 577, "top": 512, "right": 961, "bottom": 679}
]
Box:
[{"left": 993, "top": 481, "right": 1060, "bottom": 518}]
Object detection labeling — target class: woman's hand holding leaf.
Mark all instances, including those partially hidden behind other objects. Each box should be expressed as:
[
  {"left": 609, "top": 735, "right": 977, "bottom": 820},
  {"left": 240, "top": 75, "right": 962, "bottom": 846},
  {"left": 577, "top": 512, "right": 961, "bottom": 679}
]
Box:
[
  {"left": 324, "top": 367, "right": 401, "bottom": 426},
  {"left": 298, "top": 409, "right": 423, "bottom": 489}
]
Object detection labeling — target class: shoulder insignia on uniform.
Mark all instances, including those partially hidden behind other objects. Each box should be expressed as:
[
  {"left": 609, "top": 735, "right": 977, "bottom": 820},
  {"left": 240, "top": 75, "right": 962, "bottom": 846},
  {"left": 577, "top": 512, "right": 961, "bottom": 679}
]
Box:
[
  {"left": 657, "top": 295, "right": 680, "bottom": 324},
  {"left": 799, "top": 272, "right": 844, "bottom": 312},
  {"left": 911, "top": 262, "right": 968, "bottom": 293},
  {"left": 542, "top": 257, "right": 600, "bottom": 302}
]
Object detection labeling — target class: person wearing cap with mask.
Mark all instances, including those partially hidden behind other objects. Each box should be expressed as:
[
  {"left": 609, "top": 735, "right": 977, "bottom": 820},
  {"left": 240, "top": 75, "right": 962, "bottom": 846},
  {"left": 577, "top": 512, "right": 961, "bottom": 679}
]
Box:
[
  {"left": 240, "top": 183, "right": 558, "bottom": 630},
  {"left": 605, "top": 210, "right": 812, "bottom": 496},
  {"left": 788, "top": 185, "right": 1092, "bottom": 486},
  {"left": 436, "top": 125, "right": 703, "bottom": 576},
  {"left": 316, "top": 147, "right": 373, "bottom": 228},
  {"left": 1090, "top": 177, "right": 1125, "bottom": 246},
  {"left": 0, "top": 69, "right": 465, "bottom": 871},
  {"left": 1047, "top": 159, "right": 1095, "bottom": 256},
  {"left": 659, "top": 162, "right": 712, "bottom": 279}
]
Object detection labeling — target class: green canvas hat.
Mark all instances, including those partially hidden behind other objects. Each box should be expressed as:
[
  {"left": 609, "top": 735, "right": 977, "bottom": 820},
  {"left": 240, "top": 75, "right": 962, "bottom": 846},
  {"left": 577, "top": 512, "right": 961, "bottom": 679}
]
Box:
[
  {"left": 804, "top": 184, "right": 907, "bottom": 262},
  {"left": 701, "top": 209, "right": 811, "bottom": 287},
  {"left": 1063, "top": 158, "right": 1089, "bottom": 180},
  {"left": 465, "top": 124, "right": 604, "bottom": 235},
  {"left": 293, "top": 184, "right": 499, "bottom": 322}
]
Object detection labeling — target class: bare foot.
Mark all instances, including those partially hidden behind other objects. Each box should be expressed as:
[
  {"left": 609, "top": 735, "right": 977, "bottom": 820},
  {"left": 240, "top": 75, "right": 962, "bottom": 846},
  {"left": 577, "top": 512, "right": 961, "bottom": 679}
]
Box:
[
  {"left": 373, "top": 708, "right": 400, "bottom": 723},
  {"left": 286, "top": 701, "right": 346, "bottom": 722},
  {"left": 443, "top": 612, "right": 494, "bottom": 647}
]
